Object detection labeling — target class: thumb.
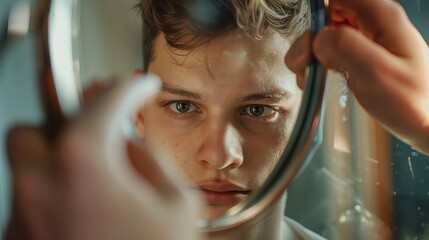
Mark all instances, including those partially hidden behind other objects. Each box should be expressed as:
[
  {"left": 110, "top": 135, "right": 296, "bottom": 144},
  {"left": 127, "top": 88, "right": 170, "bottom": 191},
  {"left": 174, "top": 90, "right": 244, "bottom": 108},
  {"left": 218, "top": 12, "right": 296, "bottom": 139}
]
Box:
[{"left": 285, "top": 31, "right": 313, "bottom": 89}]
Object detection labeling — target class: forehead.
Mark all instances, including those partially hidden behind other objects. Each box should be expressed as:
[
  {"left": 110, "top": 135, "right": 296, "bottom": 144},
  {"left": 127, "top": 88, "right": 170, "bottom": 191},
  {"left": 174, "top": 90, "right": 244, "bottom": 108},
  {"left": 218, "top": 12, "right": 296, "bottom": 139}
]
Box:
[{"left": 148, "top": 31, "right": 296, "bottom": 97}]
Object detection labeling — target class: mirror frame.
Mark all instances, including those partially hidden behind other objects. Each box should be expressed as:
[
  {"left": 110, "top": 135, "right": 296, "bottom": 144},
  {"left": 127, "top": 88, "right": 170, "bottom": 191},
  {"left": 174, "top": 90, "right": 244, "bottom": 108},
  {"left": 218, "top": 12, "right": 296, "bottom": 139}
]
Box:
[
  {"left": 44, "top": 0, "right": 328, "bottom": 232},
  {"left": 48, "top": 0, "right": 82, "bottom": 120}
]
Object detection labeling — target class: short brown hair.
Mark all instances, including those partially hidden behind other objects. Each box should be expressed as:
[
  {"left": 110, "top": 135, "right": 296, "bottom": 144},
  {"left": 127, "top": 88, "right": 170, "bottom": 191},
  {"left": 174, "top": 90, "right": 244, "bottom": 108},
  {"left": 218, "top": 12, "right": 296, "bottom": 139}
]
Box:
[{"left": 136, "top": 0, "right": 308, "bottom": 71}]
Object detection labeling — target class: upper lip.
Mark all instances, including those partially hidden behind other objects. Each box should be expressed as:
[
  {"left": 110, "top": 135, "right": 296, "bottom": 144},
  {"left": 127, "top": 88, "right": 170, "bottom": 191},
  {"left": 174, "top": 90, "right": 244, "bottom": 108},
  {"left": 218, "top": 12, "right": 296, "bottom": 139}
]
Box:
[{"left": 198, "top": 181, "right": 250, "bottom": 193}]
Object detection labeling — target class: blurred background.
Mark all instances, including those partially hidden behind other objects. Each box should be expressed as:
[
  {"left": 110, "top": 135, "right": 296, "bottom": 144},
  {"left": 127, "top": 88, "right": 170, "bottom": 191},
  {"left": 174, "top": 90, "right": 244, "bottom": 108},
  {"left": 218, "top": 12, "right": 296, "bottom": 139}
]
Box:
[{"left": 1, "top": 1, "right": 42, "bottom": 238}]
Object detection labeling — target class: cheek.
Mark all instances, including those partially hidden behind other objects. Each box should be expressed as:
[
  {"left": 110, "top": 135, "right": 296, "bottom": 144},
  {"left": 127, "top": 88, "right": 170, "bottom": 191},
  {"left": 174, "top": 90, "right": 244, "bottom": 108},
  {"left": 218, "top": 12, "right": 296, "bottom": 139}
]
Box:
[
  {"left": 244, "top": 132, "right": 288, "bottom": 163},
  {"left": 242, "top": 130, "right": 288, "bottom": 173},
  {"left": 144, "top": 114, "right": 197, "bottom": 167},
  {"left": 242, "top": 142, "right": 284, "bottom": 187},
  {"left": 291, "top": 92, "right": 304, "bottom": 114},
  {"left": 255, "top": 98, "right": 303, "bottom": 173},
  {"left": 241, "top": 114, "right": 296, "bottom": 179}
]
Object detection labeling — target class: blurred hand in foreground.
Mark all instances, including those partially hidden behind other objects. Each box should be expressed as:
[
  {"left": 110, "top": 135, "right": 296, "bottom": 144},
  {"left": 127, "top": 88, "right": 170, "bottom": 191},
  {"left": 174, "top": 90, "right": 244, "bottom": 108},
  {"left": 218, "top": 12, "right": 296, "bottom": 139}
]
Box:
[{"left": 6, "top": 75, "right": 202, "bottom": 240}]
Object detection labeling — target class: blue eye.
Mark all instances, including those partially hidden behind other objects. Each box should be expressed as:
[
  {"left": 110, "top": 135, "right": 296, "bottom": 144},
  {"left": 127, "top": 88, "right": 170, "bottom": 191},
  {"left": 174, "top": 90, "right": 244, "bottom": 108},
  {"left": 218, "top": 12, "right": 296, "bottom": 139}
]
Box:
[
  {"left": 244, "top": 105, "right": 275, "bottom": 117},
  {"left": 168, "top": 101, "right": 198, "bottom": 113}
]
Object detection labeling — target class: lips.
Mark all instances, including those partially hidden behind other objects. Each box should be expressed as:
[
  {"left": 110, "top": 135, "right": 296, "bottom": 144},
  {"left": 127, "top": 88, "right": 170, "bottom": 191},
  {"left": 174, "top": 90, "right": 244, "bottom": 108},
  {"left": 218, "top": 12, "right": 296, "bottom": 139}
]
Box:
[{"left": 197, "top": 181, "right": 251, "bottom": 205}]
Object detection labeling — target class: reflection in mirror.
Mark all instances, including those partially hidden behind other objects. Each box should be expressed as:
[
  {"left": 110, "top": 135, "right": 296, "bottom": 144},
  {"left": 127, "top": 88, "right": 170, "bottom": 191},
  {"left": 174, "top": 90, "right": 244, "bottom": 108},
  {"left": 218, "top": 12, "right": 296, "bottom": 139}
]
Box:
[
  {"left": 135, "top": 0, "right": 307, "bottom": 221},
  {"left": 42, "top": 0, "right": 329, "bottom": 238},
  {"left": 75, "top": 0, "right": 320, "bottom": 234}
]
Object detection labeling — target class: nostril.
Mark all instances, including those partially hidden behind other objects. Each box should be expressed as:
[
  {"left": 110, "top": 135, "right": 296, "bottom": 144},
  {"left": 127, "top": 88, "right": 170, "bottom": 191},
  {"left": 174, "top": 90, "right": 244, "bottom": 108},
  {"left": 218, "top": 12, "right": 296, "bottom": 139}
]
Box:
[
  {"left": 216, "top": 154, "right": 243, "bottom": 170},
  {"left": 224, "top": 162, "right": 239, "bottom": 169},
  {"left": 200, "top": 160, "right": 211, "bottom": 168},
  {"left": 197, "top": 122, "right": 244, "bottom": 170}
]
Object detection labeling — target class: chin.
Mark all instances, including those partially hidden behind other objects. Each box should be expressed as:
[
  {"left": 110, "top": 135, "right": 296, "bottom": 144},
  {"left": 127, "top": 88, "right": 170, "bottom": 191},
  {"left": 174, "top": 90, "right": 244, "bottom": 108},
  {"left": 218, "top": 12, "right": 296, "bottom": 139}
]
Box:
[{"left": 200, "top": 204, "right": 236, "bottom": 220}]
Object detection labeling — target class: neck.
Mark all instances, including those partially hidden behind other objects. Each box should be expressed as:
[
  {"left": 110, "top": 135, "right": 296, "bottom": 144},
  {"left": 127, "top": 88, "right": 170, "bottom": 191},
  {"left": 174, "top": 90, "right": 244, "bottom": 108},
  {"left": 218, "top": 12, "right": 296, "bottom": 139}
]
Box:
[{"left": 202, "top": 195, "right": 289, "bottom": 240}]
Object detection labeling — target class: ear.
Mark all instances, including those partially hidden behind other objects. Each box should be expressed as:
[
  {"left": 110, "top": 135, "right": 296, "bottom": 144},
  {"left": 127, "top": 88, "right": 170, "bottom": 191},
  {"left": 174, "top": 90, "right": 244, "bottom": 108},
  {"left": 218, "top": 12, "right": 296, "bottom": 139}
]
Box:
[
  {"left": 132, "top": 69, "right": 146, "bottom": 138},
  {"left": 134, "top": 107, "right": 145, "bottom": 138}
]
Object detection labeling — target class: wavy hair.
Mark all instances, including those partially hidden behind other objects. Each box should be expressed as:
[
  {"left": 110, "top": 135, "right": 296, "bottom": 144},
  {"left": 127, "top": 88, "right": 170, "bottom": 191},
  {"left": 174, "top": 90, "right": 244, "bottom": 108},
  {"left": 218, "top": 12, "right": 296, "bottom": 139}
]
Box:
[{"left": 136, "top": 0, "right": 308, "bottom": 70}]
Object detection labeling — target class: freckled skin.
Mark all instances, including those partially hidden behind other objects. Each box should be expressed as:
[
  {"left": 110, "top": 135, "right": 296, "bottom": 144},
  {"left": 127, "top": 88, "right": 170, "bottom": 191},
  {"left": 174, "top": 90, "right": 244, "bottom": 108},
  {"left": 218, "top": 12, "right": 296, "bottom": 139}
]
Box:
[{"left": 135, "top": 31, "right": 302, "bottom": 219}]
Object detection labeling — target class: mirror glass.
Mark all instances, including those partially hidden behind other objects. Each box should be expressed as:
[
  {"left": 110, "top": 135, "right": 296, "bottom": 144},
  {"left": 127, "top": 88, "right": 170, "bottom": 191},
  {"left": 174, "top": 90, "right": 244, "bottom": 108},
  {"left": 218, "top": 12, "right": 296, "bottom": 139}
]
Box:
[{"left": 50, "top": 0, "right": 325, "bottom": 230}]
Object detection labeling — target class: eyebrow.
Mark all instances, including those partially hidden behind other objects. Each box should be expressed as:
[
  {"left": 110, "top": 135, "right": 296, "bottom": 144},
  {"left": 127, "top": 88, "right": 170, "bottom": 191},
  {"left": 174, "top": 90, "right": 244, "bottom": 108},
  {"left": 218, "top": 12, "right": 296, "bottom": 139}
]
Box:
[
  {"left": 161, "top": 83, "right": 202, "bottom": 100},
  {"left": 241, "top": 91, "right": 291, "bottom": 103},
  {"left": 161, "top": 82, "right": 290, "bottom": 103}
]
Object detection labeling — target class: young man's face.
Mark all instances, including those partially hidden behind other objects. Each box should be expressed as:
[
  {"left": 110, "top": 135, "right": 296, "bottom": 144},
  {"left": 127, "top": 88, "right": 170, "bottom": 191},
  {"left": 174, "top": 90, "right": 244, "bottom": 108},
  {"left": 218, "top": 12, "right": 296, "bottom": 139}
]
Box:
[{"left": 135, "top": 31, "right": 302, "bottom": 219}]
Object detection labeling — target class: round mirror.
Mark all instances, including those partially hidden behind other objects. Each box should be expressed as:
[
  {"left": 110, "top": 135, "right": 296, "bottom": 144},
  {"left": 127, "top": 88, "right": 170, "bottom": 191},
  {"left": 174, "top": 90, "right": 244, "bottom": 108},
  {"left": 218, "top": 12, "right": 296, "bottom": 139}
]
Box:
[{"left": 48, "top": 0, "right": 327, "bottom": 232}]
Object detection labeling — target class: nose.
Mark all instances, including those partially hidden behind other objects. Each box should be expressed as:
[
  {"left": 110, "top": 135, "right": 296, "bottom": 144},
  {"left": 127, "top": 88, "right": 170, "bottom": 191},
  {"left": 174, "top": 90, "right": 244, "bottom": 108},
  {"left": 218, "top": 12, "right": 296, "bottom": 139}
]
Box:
[{"left": 197, "top": 121, "right": 244, "bottom": 170}]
